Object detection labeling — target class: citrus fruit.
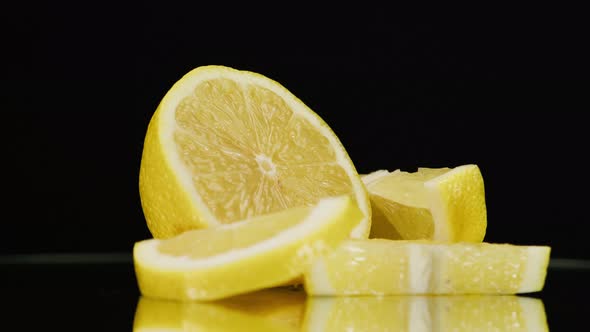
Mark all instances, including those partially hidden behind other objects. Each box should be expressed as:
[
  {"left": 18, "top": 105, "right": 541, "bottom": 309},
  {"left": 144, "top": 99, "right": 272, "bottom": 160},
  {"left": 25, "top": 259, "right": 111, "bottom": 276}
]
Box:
[
  {"left": 134, "top": 195, "right": 363, "bottom": 301},
  {"left": 139, "top": 65, "right": 370, "bottom": 238},
  {"left": 304, "top": 239, "right": 550, "bottom": 295},
  {"left": 362, "top": 164, "right": 487, "bottom": 241},
  {"left": 302, "top": 295, "right": 548, "bottom": 332}
]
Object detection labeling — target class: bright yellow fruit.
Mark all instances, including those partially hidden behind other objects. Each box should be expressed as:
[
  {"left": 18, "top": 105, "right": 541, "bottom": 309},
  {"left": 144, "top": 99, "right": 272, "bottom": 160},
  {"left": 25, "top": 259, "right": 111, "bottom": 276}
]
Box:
[
  {"left": 139, "top": 65, "right": 370, "bottom": 238},
  {"left": 304, "top": 239, "right": 550, "bottom": 295},
  {"left": 302, "top": 295, "right": 548, "bottom": 332},
  {"left": 362, "top": 165, "right": 487, "bottom": 241},
  {"left": 134, "top": 196, "right": 363, "bottom": 301},
  {"left": 133, "top": 288, "right": 305, "bottom": 332}
]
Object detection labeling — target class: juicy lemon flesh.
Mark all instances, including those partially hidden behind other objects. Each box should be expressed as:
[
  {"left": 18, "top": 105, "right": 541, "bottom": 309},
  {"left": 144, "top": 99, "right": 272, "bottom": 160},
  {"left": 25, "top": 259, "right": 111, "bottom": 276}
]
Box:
[
  {"left": 438, "top": 242, "right": 526, "bottom": 293},
  {"left": 304, "top": 240, "right": 550, "bottom": 295},
  {"left": 365, "top": 168, "right": 449, "bottom": 240},
  {"left": 303, "top": 295, "right": 547, "bottom": 332},
  {"left": 367, "top": 202, "right": 402, "bottom": 239},
  {"left": 310, "top": 240, "right": 412, "bottom": 295},
  {"left": 140, "top": 66, "right": 370, "bottom": 239},
  {"left": 368, "top": 168, "right": 450, "bottom": 208},
  {"left": 174, "top": 78, "right": 353, "bottom": 224},
  {"left": 158, "top": 206, "right": 309, "bottom": 259},
  {"left": 369, "top": 194, "right": 434, "bottom": 239}
]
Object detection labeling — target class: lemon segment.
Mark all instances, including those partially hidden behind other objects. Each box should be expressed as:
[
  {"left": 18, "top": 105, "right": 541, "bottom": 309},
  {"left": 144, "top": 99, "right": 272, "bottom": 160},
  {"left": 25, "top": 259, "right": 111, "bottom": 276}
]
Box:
[
  {"left": 134, "top": 196, "right": 363, "bottom": 301},
  {"left": 302, "top": 295, "right": 548, "bottom": 332},
  {"left": 363, "top": 165, "right": 486, "bottom": 242},
  {"left": 139, "top": 65, "right": 370, "bottom": 238},
  {"left": 304, "top": 239, "right": 550, "bottom": 295}
]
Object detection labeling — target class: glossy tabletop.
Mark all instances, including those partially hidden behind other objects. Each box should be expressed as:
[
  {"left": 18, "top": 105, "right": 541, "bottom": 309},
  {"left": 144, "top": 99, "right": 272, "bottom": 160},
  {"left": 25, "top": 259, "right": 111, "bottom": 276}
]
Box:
[{"left": 2, "top": 255, "right": 588, "bottom": 331}]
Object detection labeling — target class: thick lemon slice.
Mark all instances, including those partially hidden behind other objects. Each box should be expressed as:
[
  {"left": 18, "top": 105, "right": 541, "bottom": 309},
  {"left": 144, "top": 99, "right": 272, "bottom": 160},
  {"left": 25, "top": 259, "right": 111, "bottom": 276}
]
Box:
[
  {"left": 304, "top": 239, "right": 550, "bottom": 295},
  {"left": 302, "top": 295, "right": 548, "bottom": 332},
  {"left": 134, "top": 196, "right": 362, "bottom": 301},
  {"left": 139, "top": 65, "right": 370, "bottom": 238},
  {"left": 363, "top": 165, "right": 486, "bottom": 241}
]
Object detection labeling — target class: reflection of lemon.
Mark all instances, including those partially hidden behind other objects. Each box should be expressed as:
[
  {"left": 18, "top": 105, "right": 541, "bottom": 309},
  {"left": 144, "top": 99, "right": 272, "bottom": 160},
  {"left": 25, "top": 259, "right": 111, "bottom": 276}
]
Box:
[
  {"left": 215, "top": 287, "right": 306, "bottom": 330},
  {"left": 133, "top": 288, "right": 305, "bottom": 332},
  {"left": 134, "top": 196, "right": 363, "bottom": 301},
  {"left": 305, "top": 239, "right": 550, "bottom": 295},
  {"left": 302, "top": 295, "right": 548, "bottom": 332},
  {"left": 363, "top": 165, "right": 487, "bottom": 241},
  {"left": 139, "top": 65, "right": 370, "bottom": 239}
]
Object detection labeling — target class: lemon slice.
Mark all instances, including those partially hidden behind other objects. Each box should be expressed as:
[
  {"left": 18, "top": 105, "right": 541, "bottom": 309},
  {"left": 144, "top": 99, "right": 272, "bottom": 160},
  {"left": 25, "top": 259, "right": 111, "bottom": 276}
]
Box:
[
  {"left": 133, "top": 288, "right": 305, "bottom": 332},
  {"left": 302, "top": 295, "right": 548, "bottom": 332},
  {"left": 363, "top": 164, "right": 487, "bottom": 241},
  {"left": 304, "top": 239, "right": 550, "bottom": 295},
  {"left": 134, "top": 196, "right": 362, "bottom": 301},
  {"left": 139, "top": 65, "right": 370, "bottom": 238}
]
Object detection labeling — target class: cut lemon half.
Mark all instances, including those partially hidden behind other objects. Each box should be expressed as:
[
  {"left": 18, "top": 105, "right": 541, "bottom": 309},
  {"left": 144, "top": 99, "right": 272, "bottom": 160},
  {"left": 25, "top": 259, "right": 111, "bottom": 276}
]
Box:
[
  {"left": 302, "top": 295, "right": 548, "bottom": 332},
  {"left": 304, "top": 239, "right": 550, "bottom": 295},
  {"left": 134, "top": 196, "right": 362, "bottom": 301},
  {"left": 139, "top": 65, "right": 370, "bottom": 238},
  {"left": 362, "top": 164, "right": 486, "bottom": 241}
]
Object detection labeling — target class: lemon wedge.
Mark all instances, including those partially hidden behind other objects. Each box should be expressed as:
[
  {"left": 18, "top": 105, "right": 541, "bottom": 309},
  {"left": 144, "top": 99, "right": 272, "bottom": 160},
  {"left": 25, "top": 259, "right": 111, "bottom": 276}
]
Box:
[
  {"left": 134, "top": 196, "right": 362, "bottom": 301},
  {"left": 363, "top": 165, "right": 487, "bottom": 241},
  {"left": 304, "top": 239, "right": 550, "bottom": 295},
  {"left": 302, "top": 295, "right": 548, "bottom": 332},
  {"left": 139, "top": 65, "right": 370, "bottom": 238}
]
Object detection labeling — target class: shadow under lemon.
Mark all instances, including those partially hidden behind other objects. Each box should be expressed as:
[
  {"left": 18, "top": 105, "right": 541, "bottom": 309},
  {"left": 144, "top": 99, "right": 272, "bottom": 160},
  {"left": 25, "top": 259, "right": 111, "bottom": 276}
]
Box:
[{"left": 133, "top": 288, "right": 548, "bottom": 331}]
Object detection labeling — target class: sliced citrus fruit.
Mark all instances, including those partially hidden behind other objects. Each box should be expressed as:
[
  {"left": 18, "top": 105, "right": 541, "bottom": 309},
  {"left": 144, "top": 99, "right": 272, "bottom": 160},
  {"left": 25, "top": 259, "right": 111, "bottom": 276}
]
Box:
[
  {"left": 362, "top": 164, "right": 487, "bottom": 241},
  {"left": 139, "top": 65, "right": 370, "bottom": 238},
  {"left": 302, "top": 295, "right": 548, "bottom": 332},
  {"left": 304, "top": 239, "right": 550, "bottom": 295},
  {"left": 134, "top": 195, "right": 363, "bottom": 301}
]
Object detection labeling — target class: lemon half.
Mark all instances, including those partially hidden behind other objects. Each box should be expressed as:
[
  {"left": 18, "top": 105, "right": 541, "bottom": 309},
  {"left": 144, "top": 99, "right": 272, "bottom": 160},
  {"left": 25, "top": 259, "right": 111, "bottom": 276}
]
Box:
[{"left": 139, "top": 65, "right": 370, "bottom": 238}]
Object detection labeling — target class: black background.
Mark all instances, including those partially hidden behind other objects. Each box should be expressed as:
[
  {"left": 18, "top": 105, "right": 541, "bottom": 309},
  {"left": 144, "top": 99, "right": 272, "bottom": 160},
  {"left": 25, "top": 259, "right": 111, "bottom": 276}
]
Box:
[{"left": 4, "top": 4, "right": 589, "bottom": 259}]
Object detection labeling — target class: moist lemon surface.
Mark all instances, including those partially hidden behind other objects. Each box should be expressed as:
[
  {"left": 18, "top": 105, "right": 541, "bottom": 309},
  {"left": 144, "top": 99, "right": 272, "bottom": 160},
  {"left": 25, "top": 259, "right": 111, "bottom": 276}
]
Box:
[
  {"left": 363, "top": 165, "right": 487, "bottom": 241},
  {"left": 139, "top": 65, "right": 370, "bottom": 238},
  {"left": 134, "top": 196, "right": 362, "bottom": 301},
  {"left": 304, "top": 239, "right": 550, "bottom": 295}
]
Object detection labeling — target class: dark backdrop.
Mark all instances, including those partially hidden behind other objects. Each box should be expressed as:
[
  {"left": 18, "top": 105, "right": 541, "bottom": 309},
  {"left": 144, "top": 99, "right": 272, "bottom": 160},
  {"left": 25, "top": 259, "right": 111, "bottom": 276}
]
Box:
[{"left": 4, "top": 4, "right": 588, "bottom": 258}]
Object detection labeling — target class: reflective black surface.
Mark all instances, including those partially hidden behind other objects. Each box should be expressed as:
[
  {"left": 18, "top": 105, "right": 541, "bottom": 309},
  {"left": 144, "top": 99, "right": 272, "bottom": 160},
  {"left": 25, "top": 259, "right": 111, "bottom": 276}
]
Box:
[{"left": 3, "top": 256, "right": 589, "bottom": 331}]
